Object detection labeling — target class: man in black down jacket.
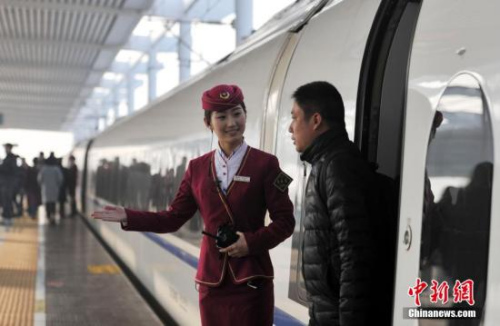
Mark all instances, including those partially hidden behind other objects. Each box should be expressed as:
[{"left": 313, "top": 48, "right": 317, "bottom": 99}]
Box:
[{"left": 289, "top": 81, "right": 377, "bottom": 325}]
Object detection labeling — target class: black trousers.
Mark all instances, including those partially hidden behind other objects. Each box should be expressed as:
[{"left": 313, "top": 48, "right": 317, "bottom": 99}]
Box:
[
  {"left": 1, "top": 186, "right": 14, "bottom": 219},
  {"left": 45, "top": 202, "right": 56, "bottom": 221},
  {"left": 68, "top": 190, "right": 77, "bottom": 216}
]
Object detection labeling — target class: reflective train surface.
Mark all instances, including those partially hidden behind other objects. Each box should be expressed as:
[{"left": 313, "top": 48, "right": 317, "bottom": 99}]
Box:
[{"left": 72, "top": 0, "right": 500, "bottom": 325}]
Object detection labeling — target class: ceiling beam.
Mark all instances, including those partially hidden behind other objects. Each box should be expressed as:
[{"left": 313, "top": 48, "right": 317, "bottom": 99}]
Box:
[
  {"left": 0, "top": 106, "right": 70, "bottom": 114},
  {"left": 184, "top": 0, "right": 234, "bottom": 20},
  {"left": 0, "top": 0, "right": 145, "bottom": 17},
  {"left": 0, "top": 109, "right": 70, "bottom": 116},
  {"left": 0, "top": 77, "right": 88, "bottom": 88},
  {"left": 149, "top": 0, "right": 184, "bottom": 18},
  {"left": 0, "top": 99, "right": 72, "bottom": 107},
  {"left": 124, "top": 35, "right": 176, "bottom": 52},
  {"left": 0, "top": 88, "right": 80, "bottom": 98},
  {"left": 0, "top": 96, "right": 74, "bottom": 107},
  {"left": 0, "top": 37, "right": 120, "bottom": 52},
  {"left": 0, "top": 125, "right": 64, "bottom": 132},
  {"left": 0, "top": 61, "right": 105, "bottom": 74}
]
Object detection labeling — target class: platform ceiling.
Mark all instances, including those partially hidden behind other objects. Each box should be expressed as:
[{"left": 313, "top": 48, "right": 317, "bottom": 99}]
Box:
[{"left": 0, "top": 0, "right": 154, "bottom": 131}]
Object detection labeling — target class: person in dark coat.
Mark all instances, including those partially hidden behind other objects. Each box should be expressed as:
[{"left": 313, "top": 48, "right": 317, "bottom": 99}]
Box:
[
  {"left": 26, "top": 158, "right": 42, "bottom": 219},
  {"left": 0, "top": 143, "right": 19, "bottom": 227},
  {"left": 66, "top": 155, "right": 78, "bottom": 216},
  {"left": 57, "top": 158, "right": 68, "bottom": 218},
  {"left": 38, "top": 152, "right": 45, "bottom": 165},
  {"left": 92, "top": 84, "right": 296, "bottom": 326},
  {"left": 289, "top": 81, "right": 378, "bottom": 326}
]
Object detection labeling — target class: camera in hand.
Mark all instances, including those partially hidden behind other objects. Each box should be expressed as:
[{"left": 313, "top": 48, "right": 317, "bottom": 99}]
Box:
[{"left": 202, "top": 224, "right": 239, "bottom": 248}]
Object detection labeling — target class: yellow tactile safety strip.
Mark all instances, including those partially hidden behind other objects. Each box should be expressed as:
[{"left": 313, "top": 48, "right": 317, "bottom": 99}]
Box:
[
  {"left": 87, "top": 264, "right": 121, "bottom": 274},
  {"left": 0, "top": 217, "right": 39, "bottom": 326}
]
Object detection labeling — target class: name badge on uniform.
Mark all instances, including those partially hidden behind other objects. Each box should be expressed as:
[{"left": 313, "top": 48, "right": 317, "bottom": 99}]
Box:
[{"left": 234, "top": 175, "right": 251, "bottom": 183}]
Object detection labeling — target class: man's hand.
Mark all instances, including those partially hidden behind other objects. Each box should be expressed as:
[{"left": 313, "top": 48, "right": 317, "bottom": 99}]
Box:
[
  {"left": 219, "top": 232, "right": 249, "bottom": 258},
  {"left": 91, "top": 205, "right": 127, "bottom": 223}
]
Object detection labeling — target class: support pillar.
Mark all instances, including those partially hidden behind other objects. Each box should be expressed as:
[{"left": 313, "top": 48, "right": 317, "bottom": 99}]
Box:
[
  {"left": 235, "top": 0, "right": 253, "bottom": 45},
  {"left": 179, "top": 21, "right": 192, "bottom": 82},
  {"left": 113, "top": 89, "right": 120, "bottom": 120},
  {"left": 148, "top": 48, "right": 158, "bottom": 102},
  {"left": 127, "top": 72, "right": 136, "bottom": 114}
]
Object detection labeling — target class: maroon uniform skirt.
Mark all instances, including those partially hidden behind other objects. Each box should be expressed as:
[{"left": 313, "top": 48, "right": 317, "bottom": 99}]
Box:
[{"left": 198, "top": 276, "right": 274, "bottom": 326}]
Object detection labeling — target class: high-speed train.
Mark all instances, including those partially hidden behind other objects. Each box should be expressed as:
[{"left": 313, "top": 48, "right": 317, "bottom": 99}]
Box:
[{"left": 72, "top": 0, "right": 500, "bottom": 325}]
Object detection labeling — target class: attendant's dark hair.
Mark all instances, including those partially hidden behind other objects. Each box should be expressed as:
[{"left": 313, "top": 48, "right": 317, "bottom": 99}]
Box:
[
  {"left": 292, "top": 81, "right": 345, "bottom": 128},
  {"left": 204, "top": 102, "right": 247, "bottom": 126}
]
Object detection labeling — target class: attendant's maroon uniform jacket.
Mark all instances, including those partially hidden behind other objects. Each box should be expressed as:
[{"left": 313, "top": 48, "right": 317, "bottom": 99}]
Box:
[{"left": 122, "top": 147, "right": 295, "bottom": 286}]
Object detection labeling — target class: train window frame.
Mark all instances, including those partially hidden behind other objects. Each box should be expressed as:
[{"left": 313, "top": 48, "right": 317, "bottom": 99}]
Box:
[{"left": 418, "top": 73, "right": 494, "bottom": 325}]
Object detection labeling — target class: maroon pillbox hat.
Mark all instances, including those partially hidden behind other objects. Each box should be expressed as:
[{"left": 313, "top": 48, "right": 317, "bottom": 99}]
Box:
[{"left": 201, "top": 84, "right": 244, "bottom": 112}]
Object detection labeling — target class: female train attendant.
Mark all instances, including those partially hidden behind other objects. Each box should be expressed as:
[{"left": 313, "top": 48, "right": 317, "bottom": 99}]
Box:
[{"left": 92, "top": 84, "right": 296, "bottom": 326}]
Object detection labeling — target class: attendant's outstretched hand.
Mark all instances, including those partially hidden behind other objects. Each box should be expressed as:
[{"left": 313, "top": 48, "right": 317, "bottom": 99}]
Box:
[
  {"left": 219, "top": 232, "right": 249, "bottom": 258},
  {"left": 91, "top": 206, "right": 127, "bottom": 223}
]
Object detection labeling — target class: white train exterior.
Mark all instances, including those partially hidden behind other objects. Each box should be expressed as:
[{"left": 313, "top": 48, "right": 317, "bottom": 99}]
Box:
[{"left": 72, "top": 0, "right": 500, "bottom": 325}]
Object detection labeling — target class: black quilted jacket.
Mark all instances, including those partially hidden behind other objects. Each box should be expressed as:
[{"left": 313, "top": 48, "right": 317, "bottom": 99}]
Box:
[{"left": 300, "top": 128, "right": 375, "bottom": 326}]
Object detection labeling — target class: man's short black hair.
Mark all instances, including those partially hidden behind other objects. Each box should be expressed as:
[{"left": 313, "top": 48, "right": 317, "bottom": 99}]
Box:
[{"left": 292, "top": 81, "right": 345, "bottom": 128}]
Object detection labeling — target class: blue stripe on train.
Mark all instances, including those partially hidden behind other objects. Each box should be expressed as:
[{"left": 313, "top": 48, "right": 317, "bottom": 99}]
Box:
[{"left": 142, "top": 232, "right": 305, "bottom": 326}]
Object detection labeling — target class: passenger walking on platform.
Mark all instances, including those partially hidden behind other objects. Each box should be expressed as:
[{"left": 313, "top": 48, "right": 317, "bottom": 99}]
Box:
[
  {"left": 0, "top": 143, "right": 19, "bottom": 227},
  {"left": 92, "top": 84, "right": 296, "bottom": 326},
  {"left": 38, "top": 154, "right": 63, "bottom": 224},
  {"left": 26, "top": 158, "right": 42, "bottom": 219},
  {"left": 289, "top": 81, "right": 383, "bottom": 326},
  {"left": 66, "top": 155, "right": 78, "bottom": 217},
  {"left": 15, "top": 157, "right": 29, "bottom": 217},
  {"left": 57, "top": 158, "right": 68, "bottom": 218},
  {"left": 38, "top": 152, "right": 45, "bottom": 165}
]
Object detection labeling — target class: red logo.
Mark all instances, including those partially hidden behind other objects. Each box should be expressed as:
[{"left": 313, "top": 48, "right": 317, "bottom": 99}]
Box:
[
  {"left": 408, "top": 278, "right": 428, "bottom": 306},
  {"left": 453, "top": 279, "right": 475, "bottom": 306},
  {"left": 409, "top": 279, "right": 475, "bottom": 306},
  {"left": 430, "top": 280, "right": 449, "bottom": 304}
]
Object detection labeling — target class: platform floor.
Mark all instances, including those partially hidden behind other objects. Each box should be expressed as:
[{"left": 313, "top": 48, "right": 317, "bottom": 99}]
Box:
[{"left": 0, "top": 213, "right": 164, "bottom": 326}]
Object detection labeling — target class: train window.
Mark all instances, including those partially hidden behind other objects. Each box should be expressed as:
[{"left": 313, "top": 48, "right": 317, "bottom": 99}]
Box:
[
  {"left": 91, "top": 143, "right": 205, "bottom": 247},
  {"left": 418, "top": 74, "right": 493, "bottom": 325}
]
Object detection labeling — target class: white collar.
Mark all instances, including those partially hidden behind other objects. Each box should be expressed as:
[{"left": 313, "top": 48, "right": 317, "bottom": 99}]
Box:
[{"left": 217, "top": 140, "right": 247, "bottom": 160}]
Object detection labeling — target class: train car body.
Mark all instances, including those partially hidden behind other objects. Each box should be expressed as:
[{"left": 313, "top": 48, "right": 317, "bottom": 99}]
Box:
[{"left": 74, "top": 0, "right": 500, "bottom": 324}]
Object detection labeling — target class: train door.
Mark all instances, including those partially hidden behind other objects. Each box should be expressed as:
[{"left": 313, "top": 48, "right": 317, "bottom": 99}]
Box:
[
  {"left": 390, "top": 0, "right": 498, "bottom": 325},
  {"left": 356, "top": 0, "right": 423, "bottom": 322}
]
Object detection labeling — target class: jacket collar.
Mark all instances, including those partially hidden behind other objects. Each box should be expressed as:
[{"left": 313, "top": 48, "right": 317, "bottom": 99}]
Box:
[{"left": 300, "top": 127, "right": 348, "bottom": 164}]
